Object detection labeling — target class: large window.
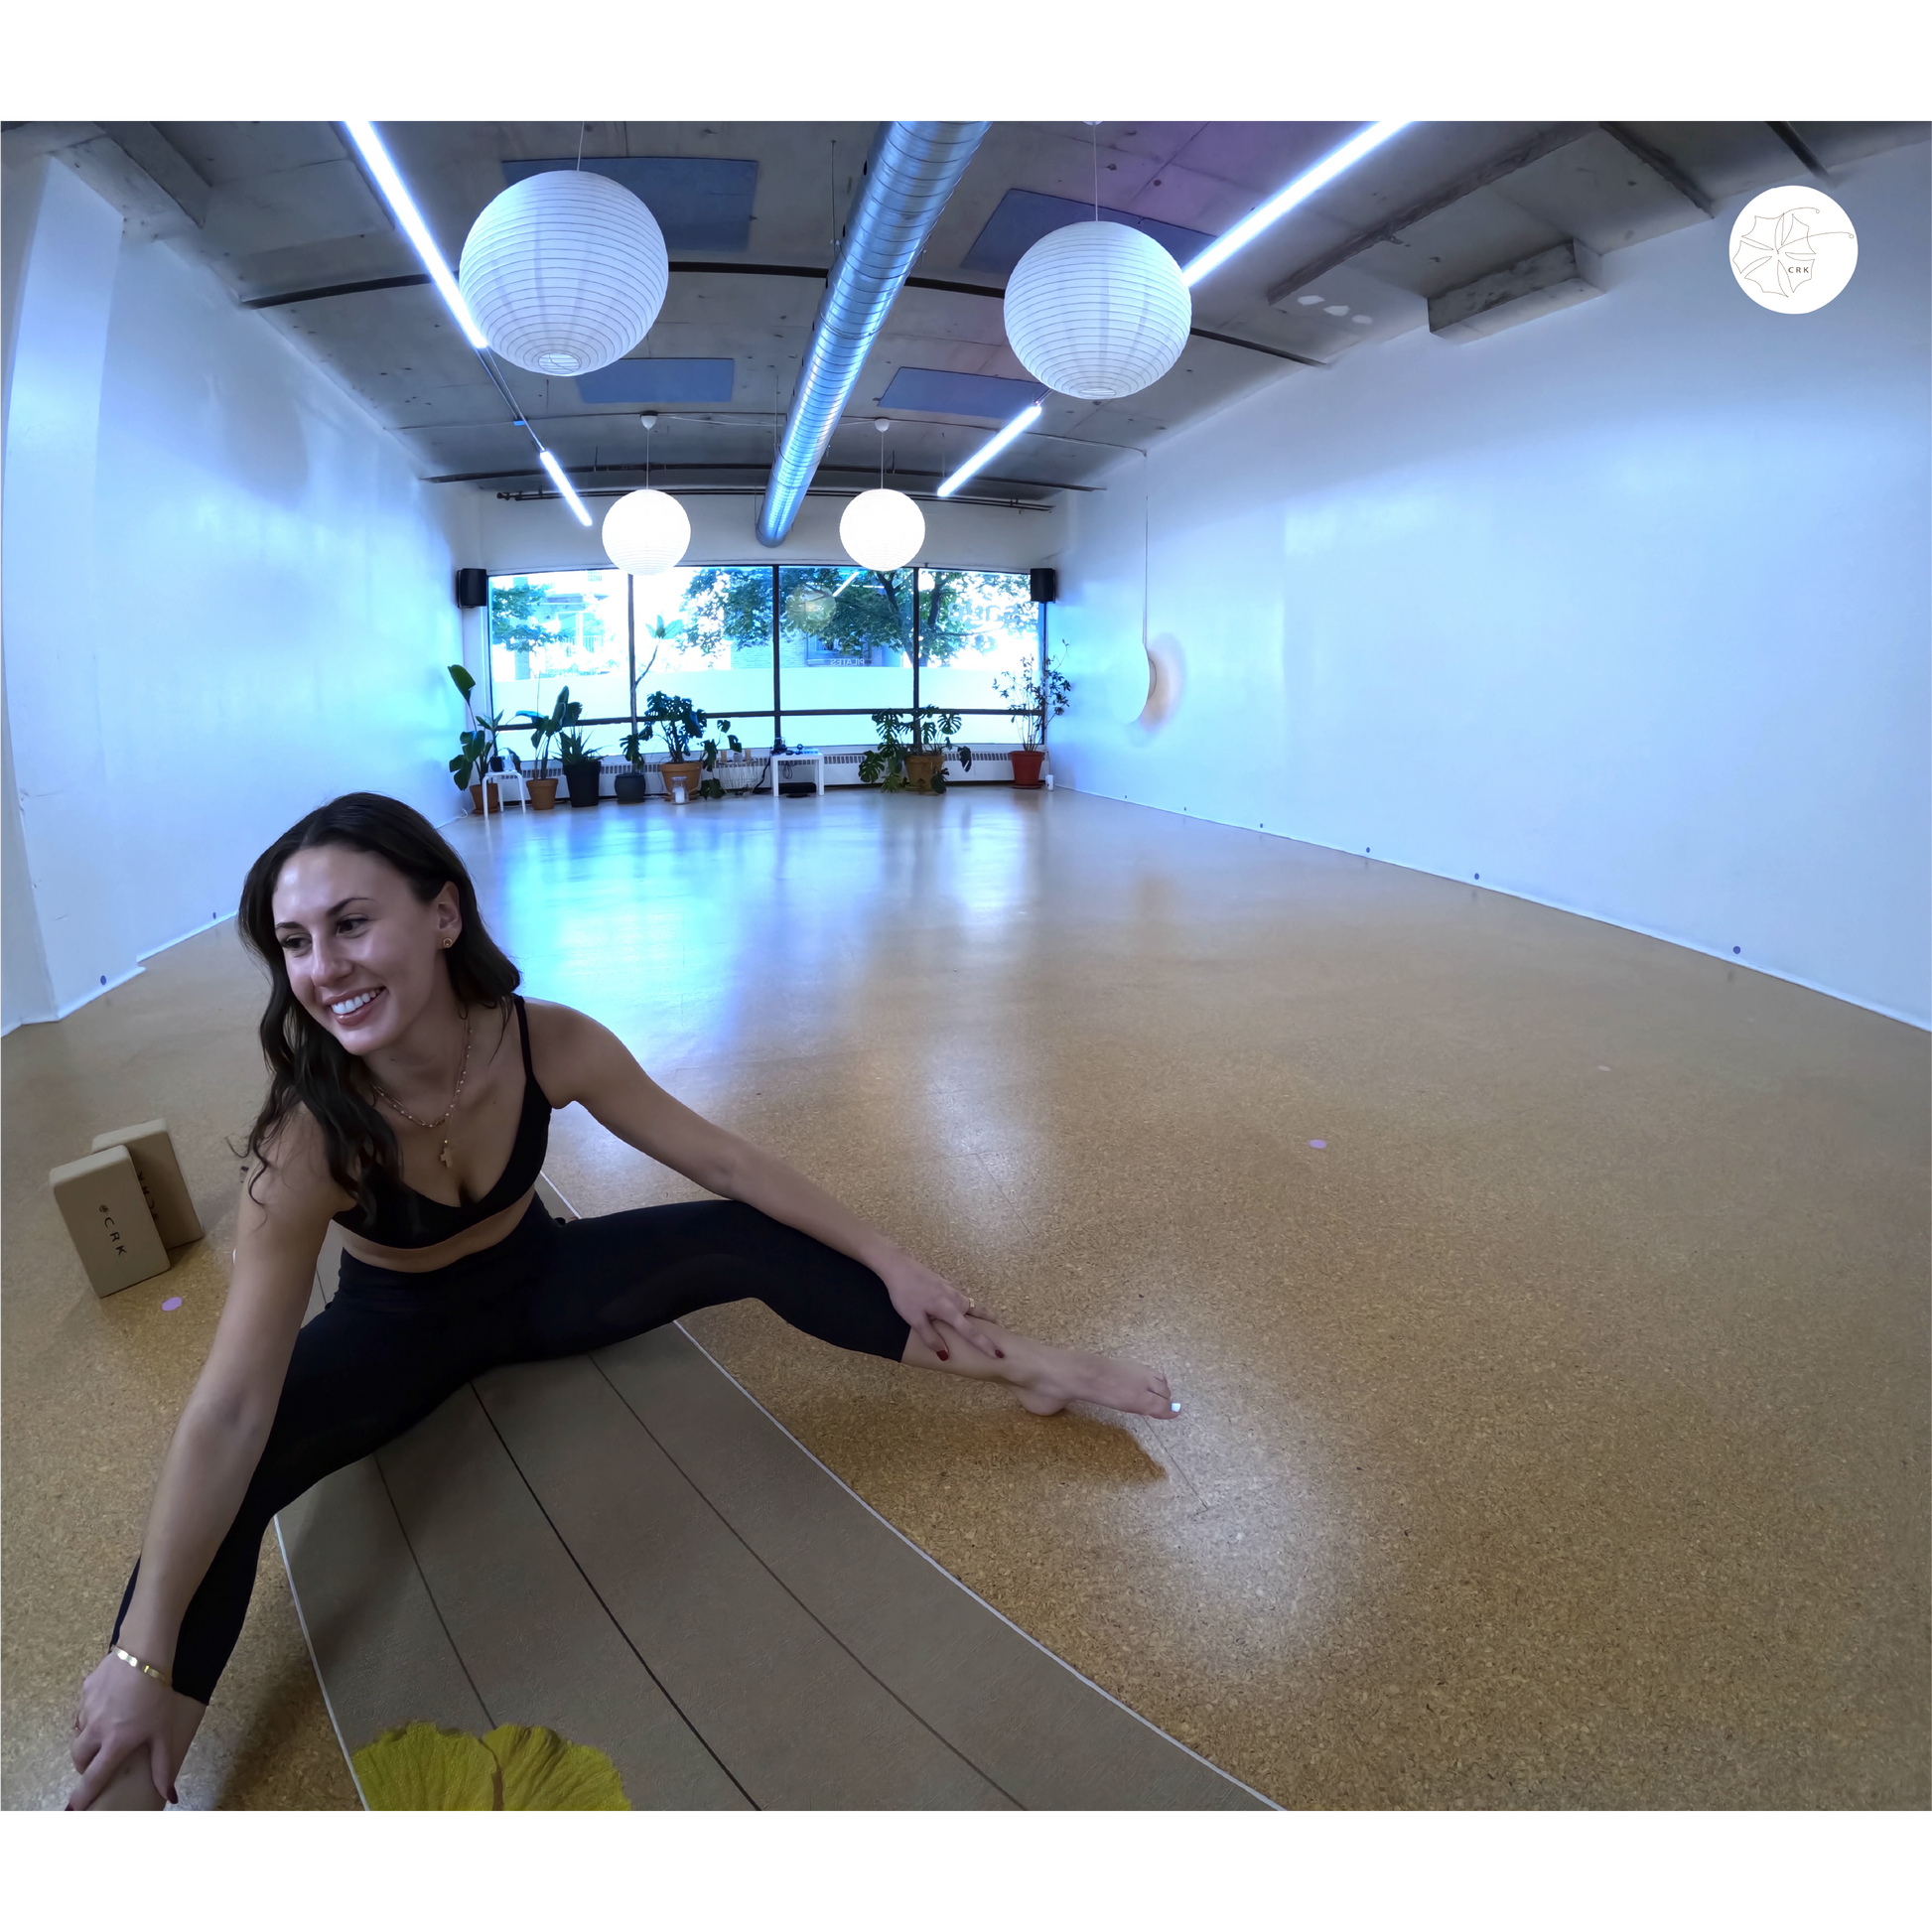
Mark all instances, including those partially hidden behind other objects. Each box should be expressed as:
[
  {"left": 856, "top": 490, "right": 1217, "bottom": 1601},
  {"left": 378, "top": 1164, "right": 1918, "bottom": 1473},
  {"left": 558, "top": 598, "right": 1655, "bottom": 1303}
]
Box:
[
  {"left": 634, "top": 567, "right": 781, "bottom": 729},
  {"left": 778, "top": 566, "right": 914, "bottom": 748},
  {"left": 487, "top": 568, "right": 630, "bottom": 751},
  {"left": 485, "top": 564, "right": 1044, "bottom": 760},
  {"left": 917, "top": 570, "right": 1038, "bottom": 747}
]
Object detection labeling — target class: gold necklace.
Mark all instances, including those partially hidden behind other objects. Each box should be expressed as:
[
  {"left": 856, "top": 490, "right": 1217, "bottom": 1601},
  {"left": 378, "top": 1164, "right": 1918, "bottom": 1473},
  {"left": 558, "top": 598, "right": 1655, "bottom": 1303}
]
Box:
[{"left": 370, "top": 1008, "right": 473, "bottom": 1169}]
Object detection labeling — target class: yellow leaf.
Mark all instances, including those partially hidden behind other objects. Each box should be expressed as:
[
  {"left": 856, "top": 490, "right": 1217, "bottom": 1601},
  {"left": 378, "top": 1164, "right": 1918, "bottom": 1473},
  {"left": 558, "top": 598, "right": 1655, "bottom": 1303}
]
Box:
[
  {"left": 352, "top": 1723, "right": 498, "bottom": 1810},
  {"left": 483, "top": 1725, "right": 629, "bottom": 1810}
]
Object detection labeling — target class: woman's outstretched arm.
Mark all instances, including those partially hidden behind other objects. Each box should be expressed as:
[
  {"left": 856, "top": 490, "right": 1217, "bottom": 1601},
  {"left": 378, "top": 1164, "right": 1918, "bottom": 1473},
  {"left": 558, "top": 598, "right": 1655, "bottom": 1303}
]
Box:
[
  {"left": 534, "top": 1003, "right": 1002, "bottom": 1360},
  {"left": 67, "top": 1120, "right": 339, "bottom": 1809}
]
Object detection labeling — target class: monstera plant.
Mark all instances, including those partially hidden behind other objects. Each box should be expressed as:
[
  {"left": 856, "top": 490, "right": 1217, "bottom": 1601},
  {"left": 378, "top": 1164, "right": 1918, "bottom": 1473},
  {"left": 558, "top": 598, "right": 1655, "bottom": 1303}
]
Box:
[{"left": 858, "top": 707, "right": 973, "bottom": 794}]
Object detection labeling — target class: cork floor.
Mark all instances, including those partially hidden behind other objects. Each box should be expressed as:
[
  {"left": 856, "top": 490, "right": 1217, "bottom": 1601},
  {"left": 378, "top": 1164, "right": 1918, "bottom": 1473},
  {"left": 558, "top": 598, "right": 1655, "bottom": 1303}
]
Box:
[
  {"left": 3, "top": 785, "right": 1926, "bottom": 1808},
  {"left": 278, "top": 1184, "right": 1265, "bottom": 1809}
]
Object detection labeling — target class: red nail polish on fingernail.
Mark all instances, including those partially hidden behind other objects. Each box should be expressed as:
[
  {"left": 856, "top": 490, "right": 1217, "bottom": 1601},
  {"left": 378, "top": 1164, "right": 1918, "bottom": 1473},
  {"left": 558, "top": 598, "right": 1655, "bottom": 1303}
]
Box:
[{"left": 938, "top": 1349, "right": 949, "bottom": 1360}]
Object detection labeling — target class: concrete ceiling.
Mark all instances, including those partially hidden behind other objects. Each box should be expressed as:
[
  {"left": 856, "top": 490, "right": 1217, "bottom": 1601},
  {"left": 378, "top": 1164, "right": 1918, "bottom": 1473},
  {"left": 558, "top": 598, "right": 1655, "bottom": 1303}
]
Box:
[{"left": 16, "top": 116, "right": 1927, "bottom": 511}]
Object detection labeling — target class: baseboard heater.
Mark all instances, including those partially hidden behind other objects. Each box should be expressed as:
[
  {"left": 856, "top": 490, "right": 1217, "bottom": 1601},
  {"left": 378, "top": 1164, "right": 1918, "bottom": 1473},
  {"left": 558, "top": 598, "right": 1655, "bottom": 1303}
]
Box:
[{"left": 572, "top": 749, "right": 1024, "bottom": 795}]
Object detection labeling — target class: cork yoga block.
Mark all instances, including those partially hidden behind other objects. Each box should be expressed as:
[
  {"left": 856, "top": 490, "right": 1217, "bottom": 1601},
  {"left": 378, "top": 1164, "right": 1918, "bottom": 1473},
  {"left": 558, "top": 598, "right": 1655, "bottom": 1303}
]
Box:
[
  {"left": 89, "top": 1118, "right": 204, "bottom": 1248},
  {"left": 50, "top": 1146, "right": 171, "bottom": 1298}
]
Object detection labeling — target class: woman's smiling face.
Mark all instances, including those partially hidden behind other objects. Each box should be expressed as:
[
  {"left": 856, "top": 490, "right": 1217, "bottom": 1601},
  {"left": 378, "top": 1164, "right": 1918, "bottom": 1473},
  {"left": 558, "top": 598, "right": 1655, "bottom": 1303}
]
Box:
[{"left": 271, "top": 844, "right": 460, "bottom": 1053}]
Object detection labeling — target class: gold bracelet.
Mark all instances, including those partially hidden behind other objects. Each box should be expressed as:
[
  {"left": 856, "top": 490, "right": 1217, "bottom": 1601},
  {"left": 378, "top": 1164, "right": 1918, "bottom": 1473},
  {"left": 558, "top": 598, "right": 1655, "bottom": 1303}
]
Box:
[{"left": 110, "top": 1645, "right": 174, "bottom": 1689}]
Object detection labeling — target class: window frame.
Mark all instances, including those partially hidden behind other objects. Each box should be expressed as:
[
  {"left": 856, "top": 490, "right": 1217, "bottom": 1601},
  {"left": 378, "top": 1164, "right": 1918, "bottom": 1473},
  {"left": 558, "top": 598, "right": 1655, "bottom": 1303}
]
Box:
[{"left": 483, "top": 562, "right": 1051, "bottom": 754}]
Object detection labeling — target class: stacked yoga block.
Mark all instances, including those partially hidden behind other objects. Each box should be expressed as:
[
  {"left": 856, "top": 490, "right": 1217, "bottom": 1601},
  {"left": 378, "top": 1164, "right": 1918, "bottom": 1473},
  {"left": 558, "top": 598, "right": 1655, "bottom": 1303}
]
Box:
[{"left": 49, "top": 1118, "right": 205, "bottom": 1298}]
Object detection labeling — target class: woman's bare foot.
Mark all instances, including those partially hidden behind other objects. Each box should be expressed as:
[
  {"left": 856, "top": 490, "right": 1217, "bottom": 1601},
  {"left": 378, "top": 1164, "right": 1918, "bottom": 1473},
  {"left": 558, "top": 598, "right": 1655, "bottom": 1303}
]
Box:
[
  {"left": 903, "top": 1318, "right": 1179, "bottom": 1422},
  {"left": 1013, "top": 1340, "right": 1177, "bottom": 1421}
]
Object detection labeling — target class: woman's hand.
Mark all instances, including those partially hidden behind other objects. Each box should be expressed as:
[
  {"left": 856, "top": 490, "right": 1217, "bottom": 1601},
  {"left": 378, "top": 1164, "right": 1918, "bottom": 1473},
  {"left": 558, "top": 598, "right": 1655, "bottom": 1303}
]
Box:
[
  {"left": 875, "top": 1252, "right": 1003, "bottom": 1361},
  {"left": 67, "top": 1653, "right": 189, "bottom": 1809}
]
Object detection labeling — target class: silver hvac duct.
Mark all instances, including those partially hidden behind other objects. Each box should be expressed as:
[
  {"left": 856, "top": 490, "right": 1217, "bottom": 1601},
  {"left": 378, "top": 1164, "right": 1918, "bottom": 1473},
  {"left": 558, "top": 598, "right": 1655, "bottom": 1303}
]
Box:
[{"left": 756, "top": 120, "right": 990, "bottom": 547}]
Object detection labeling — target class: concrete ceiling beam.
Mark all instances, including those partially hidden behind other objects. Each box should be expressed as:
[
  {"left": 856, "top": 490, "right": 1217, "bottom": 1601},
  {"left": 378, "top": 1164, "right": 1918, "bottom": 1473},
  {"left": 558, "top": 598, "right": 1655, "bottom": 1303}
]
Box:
[
  {"left": 1265, "top": 123, "right": 1598, "bottom": 307},
  {"left": 1429, "top": 238, "right": 1605, "bottom": 344},
  {"left": 97, "top": 123, "right": 211, "bottom": 226},
  {"left": 1597, "top": 123, "right": 1715, "bottom": 218},
  {"left": 1765, "top": 122, "right": 1833, "bottom": 184}
]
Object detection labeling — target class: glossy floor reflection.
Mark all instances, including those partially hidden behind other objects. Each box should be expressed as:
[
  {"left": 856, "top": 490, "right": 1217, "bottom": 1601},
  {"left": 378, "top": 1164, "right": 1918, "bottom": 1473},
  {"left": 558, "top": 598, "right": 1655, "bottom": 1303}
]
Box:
[
  {"left": 4, "top": 784, "right": 1926, "bottom": 1807},
  {"left": 461, "top": 786, "right": 1929, "bottom": 1808}
]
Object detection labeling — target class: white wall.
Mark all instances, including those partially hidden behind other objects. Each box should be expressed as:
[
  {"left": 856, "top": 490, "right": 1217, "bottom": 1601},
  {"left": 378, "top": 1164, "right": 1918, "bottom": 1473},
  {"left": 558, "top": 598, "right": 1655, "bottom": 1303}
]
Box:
[
  {"left": 471, "top": 483, "right": 1061, "bottom": 577},
  {"left": 1049, "top": 141, "right": 1930, "bottom": 1028},
  {"left": 2, "top": 153, "right": 478, "bottom": 1031}
]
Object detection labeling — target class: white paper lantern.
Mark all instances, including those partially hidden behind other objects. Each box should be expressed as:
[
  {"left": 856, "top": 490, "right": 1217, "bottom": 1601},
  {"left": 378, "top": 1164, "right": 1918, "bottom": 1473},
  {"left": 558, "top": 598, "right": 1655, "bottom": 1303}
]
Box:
[
  {"left": 839, "top": 489, "right": 924, "bottom": 573},
  {"left": 459, "top": 171, "right": 668, "bottom": 377},
  {"left": 603, "top": 488, "right": 690, "bottom": 575},
  {"left": 1004, "top": 221, "right": 1191, "bottom": 400}
]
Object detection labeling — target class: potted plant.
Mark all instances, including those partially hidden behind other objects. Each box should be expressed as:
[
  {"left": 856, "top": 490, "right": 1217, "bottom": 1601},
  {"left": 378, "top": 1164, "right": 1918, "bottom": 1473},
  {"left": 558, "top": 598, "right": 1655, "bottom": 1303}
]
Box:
[
  {"left": 636, "top": 690, "right": 724, "bottom": 804},
  {"left": 448, "top": 662, "right": 513, "bottom": 812},
  {"left": 615, "top": 728, "right": 649, "bottom": 804},
  {"left": 696, "top": 726, "right": 770, "bottom": 799},
  {"left": 449, "top": 727, "right": 500, "bottom": 816},
  {"left": 613, "top": 624, "right": 671, "bottom": 803},
  {"left": 557, "top": 728, "right": 605, "bottom": 808},
  {"left": 515, "top": 684, "right": 580, "bottom": 811},
  {"left": 859, "top": 708, "right": 973, "bottom": 794},
  {"left": 991, "top": 655, "right": 1071, "bottom": 788}
]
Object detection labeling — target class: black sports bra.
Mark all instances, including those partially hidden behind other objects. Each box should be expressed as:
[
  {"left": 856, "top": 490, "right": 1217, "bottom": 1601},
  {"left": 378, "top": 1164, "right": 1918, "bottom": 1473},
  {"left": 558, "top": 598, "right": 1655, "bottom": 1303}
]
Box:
[{"left": 335, "top": 995, "right": 552, "bottom": 1249}]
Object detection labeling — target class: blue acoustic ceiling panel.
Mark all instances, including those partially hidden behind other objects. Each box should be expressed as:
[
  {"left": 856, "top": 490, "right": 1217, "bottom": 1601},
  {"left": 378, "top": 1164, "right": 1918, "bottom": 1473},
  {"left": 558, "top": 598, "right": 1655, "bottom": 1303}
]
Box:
[
  {"left": 576, "top": 358, "right": 736, "bottom": 404},
  {"left": 961, "top": 189, "right": 1215, "bottom": 277},
  {"left": 501, "top": 158, "right": 759, "bottom": 252},
  {"left": 878, "top": 366, "right": 1045, "bottom": 420}
]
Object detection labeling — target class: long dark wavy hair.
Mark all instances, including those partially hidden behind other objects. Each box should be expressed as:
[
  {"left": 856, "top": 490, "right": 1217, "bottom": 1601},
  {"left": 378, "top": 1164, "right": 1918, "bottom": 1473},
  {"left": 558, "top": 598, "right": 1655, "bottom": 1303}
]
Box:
[{"left": 237, "top": 792, "right": 520, "bottom": 1216}]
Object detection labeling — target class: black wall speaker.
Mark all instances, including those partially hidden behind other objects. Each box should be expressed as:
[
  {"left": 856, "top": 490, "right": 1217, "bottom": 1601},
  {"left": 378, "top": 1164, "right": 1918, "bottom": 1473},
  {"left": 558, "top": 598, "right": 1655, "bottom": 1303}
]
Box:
[
  {"left": 1030, "top": 567, "right": 1058, "bottom": 604},
  {"left": 455, "top": 568, "right": 489, "bottom": 609}
]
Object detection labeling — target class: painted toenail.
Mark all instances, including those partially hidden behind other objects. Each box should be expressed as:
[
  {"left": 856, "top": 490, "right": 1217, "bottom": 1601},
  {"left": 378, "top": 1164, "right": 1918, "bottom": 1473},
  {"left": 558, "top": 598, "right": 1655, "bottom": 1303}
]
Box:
[{"left": 1171, "top": 1401, "right": 1181, "bottom": 1413}]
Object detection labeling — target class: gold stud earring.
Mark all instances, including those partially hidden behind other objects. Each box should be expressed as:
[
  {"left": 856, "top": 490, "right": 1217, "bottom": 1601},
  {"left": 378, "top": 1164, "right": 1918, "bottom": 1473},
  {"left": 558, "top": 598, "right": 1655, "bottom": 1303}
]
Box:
[{"left": 443, "top": 938, "right": 454, "bottom": 949}]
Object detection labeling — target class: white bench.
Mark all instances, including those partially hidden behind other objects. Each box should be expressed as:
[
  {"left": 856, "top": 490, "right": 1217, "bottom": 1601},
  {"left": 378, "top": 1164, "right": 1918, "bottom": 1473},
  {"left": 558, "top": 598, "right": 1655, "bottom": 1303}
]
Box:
[{"left": 769, "top": 749, "right": 827, "bottom": 796}]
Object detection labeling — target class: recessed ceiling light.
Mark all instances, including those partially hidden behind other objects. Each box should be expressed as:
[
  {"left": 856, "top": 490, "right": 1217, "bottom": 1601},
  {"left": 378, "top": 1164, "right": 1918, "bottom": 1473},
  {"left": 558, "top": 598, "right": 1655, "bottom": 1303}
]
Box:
[
  {"left": 1298, "top": 294, "right": 1324, "bottom": 306},
  {"left": 1351, "top": 314, "right": 1374, "bottom": 325},
  {"left": 1324, "top": 304, "right": 1349, "bottom": 316}
]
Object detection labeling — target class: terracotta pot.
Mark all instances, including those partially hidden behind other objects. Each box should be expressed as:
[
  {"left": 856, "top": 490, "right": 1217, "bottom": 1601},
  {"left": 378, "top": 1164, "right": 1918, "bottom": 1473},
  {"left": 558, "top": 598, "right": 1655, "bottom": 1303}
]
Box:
[
  {"left": 467, "top": 780, "right": 501, "bottom": 814},
  {"left": 1009, "top": 748, "right": 1046, "bottom": 788},
  {"left": 902, "top": 751, "right": 945, "bottom": 793},
  {"left": 562, "top": 759, "right": 602, "bottom": 807},
  {"left": 527, "top": 776, "right": 560, "bottom": 811},
  {"left": 660, "top": 759, "right": 704, "bottom": 801}
]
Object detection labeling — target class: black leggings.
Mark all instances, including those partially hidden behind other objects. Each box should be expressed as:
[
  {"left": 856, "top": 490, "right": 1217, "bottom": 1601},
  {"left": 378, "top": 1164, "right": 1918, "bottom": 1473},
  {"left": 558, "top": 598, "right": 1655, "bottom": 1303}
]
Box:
[{"left": 112, "top": 1195, "right": 911, "bottom": 1705}]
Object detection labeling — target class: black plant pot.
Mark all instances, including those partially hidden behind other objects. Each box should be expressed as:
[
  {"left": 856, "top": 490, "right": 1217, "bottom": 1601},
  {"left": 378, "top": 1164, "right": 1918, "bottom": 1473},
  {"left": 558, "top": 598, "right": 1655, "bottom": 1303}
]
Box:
[
  {"left": 613, "top": 770, "right": 646, "bottom": 804},
  {"left": 562, "top": 759, "right": 602, "bottom": 807}
]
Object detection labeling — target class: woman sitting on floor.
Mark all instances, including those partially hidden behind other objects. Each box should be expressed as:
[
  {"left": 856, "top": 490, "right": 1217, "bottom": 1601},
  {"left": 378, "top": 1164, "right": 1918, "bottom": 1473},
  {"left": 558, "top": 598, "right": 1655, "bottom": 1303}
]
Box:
[{"left": 68, "top": 792, "right": 1178, "bottom": 1809}]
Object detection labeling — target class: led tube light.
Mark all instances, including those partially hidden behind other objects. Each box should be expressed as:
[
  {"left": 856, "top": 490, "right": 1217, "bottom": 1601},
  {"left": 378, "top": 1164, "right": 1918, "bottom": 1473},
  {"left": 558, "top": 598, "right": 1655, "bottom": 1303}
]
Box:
[
  {"left": 538, "top": 449, "right": 594, "bottom": 526},
  {"left": 342, "top": 119, "right": 489, "bottom": 347},
  {"left": 1180, "top": 121, "right": 1411, "bottom": 288},
  {"left": 935, "top": 401, "right": 1043, "bottom": 499}
]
